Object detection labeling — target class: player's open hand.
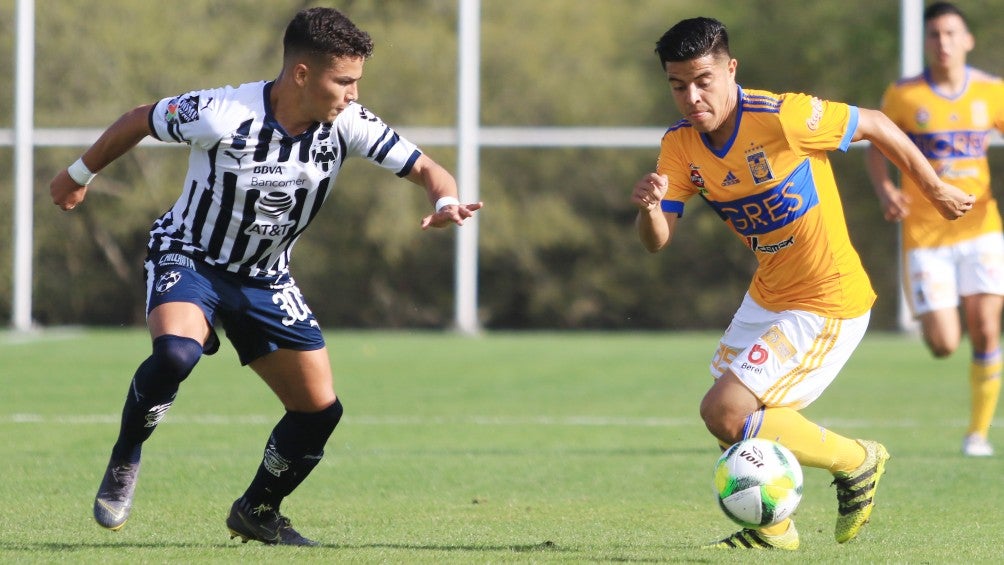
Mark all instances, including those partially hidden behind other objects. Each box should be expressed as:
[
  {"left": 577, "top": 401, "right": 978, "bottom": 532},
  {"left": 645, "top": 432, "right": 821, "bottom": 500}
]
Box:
[
  {"left": 928, "top": 182, "right": 975, "bottom": 220},
  {"left": 421, "top": 201, "right": 484, "bottom": 230},
  {"left": 631, "top": 173, "right": 669, "bottom": 212},
  {"left": 50, "top": 169, "right": 88, "bottom": 211},
  {"left": 876, "top": 187, "right": 911, "bottom": 222}
]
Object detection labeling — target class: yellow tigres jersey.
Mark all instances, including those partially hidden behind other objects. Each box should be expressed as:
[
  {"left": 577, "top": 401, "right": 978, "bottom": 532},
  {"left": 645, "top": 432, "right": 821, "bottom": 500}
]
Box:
[
  {"left": 657, "top": 86, "right": 875, "bottom": 318},
  {"left": 880, "top": 68, "right": 1004, "bottom": 249}
]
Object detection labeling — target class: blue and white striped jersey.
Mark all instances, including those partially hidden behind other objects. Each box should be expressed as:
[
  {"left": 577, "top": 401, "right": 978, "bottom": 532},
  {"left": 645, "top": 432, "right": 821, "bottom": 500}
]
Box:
[{"left": 146, "top": 80, "right": 421, "bottom": 280}]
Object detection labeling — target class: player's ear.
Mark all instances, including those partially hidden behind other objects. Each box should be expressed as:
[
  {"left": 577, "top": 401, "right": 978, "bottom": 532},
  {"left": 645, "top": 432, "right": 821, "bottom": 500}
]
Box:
[{"left": 292, "top": 62, "right": 310, "bottom": 86}]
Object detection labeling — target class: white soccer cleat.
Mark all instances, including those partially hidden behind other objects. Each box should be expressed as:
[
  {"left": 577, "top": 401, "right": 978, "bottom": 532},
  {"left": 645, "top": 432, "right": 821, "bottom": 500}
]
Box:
[{"left": 962, "top": 434, "right": 994, "bottom": 457}]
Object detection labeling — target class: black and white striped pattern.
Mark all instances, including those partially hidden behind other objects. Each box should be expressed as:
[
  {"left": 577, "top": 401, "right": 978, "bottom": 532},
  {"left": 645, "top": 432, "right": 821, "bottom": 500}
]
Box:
[{"left": 147, "top": 81, "right": 421, "bottom": 280}]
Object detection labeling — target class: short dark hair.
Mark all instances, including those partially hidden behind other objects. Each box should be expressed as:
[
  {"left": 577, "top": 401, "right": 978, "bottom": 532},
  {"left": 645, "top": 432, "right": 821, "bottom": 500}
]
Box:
[
  {"left": 283, "top": 7, "right": 374, "bottom": 62},
  {"left": 923, "top": 2, "right": 969, "bottom": 29},
  {"left": 655, "top": 17, "right": 731, "bottom": 66}
]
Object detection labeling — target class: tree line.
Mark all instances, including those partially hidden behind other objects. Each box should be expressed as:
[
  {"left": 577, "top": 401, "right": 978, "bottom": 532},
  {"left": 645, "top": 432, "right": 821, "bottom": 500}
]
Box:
[{"left": 2, "top": 0, "right": 1003, "bottom": 331}]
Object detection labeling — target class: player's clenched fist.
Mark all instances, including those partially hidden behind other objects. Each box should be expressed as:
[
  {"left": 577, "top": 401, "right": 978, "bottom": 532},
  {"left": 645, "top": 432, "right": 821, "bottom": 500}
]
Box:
[
  {"left": 927, "top": 182, "right": 975, "bottom": 221},
  {"left": 631, "top": 173, "right": 669, "bottom": 212},
  {"left": 50, "top": 169, "right": 88, "bottom": 211}
]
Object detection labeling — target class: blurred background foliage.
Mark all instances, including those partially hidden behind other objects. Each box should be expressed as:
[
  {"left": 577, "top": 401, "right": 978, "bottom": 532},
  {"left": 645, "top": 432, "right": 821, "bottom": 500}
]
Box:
[{"left": 2, "top": 0, "right": 1004, "bottom": 330}]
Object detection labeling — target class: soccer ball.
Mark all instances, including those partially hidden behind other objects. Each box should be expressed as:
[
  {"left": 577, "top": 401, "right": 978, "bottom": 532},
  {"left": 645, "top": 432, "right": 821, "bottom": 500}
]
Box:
[{"left": 713, "top": 438, "right": 803, "bottom": 528}]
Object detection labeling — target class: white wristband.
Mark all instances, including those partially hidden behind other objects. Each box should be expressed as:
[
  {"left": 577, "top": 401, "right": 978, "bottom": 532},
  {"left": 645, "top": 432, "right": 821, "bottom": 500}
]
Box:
[
  {"left": 434, "top": 196, "right": 460, "bottom": 212},
  {"left": 67, "top": 158, "right": 96, "bottom": 186}
]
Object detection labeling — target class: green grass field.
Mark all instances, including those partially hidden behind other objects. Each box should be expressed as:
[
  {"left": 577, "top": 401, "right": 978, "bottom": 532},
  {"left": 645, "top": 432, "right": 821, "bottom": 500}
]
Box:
[{"left": 2, "top": 329, "right": 1002, "bottom": 563}]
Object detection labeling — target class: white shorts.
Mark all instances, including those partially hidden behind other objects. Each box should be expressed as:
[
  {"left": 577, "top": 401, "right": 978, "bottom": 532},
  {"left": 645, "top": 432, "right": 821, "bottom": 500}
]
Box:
[
  {"left": 905, "top": 232, "right": 1004, "bottom": 316},
  {"left": 709, "top": 294, "right": 870, "bottom": 409}
]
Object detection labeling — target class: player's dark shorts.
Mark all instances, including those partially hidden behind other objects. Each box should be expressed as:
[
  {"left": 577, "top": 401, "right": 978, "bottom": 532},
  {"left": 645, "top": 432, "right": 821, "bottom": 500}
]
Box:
[{"left": 144, "top": 251, "right": 325, "bottom": 365}]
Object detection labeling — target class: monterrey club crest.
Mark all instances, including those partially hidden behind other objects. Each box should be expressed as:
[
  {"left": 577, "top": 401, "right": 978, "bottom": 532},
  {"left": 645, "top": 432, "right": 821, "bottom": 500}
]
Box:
[{"left": 155, "top": 271, "right": 182, "bottom": 294}]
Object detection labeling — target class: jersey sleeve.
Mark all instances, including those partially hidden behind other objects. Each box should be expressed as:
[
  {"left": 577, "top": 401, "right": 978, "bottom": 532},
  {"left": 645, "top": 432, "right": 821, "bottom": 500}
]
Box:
[
  {"left": 655, "top": 130, "right": 697, "bottom": 216},
  {"left": 149, "top": 86, "right": 233, "bottom": 150},
  {"left": 338, "top": 103, "right": 422, "bottom": 177},
  {"left": 877, "top": 83, "right": 903, "bottom": 125},
  {"left": 778, "top": 92, "right": 859, "bottom": 154},
  {"left": 994, "top": 81, "right": 1004, "bottom": 134}
]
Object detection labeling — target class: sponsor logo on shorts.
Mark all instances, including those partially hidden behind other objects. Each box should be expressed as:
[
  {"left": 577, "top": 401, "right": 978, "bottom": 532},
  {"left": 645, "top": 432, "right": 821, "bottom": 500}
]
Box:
[
  {"left": 155, "top": 271, "right": 182, "bottom": 294},
  {"left": 747, "top": 343, "right": 769, "bottom": 365},
  {"left": 711, "top": 344, "right": 740, "bottom": 376},
  {"left": 157, "top": 253, "right": 195, "bottom": 270},
  {"left": 761, "top": 325, "right": 796, "bottom": 364}
]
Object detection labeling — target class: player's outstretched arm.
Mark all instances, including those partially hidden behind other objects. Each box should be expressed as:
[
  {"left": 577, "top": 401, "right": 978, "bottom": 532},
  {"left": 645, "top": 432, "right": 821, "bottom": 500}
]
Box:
[
  {"left": 50, "top": 104, "right": 155, "bottom": 211},
  {"left": 854, "top": 108, "right": 973, "bottom": 220},
  {"left": 632, "top": 172, "right": 676, "bottom": 252},
  {"left": 408, "top": 154, "right": 483, "bottom": 230}
]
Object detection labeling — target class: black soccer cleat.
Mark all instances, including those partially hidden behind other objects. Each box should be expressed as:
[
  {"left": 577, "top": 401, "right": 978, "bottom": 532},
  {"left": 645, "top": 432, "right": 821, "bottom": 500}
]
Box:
[
  {"left": 94, "top": 460, "right": 141, "bottom": 531},
  {"left": 226, "top": 497, "right": 319, "bottom": 546}
]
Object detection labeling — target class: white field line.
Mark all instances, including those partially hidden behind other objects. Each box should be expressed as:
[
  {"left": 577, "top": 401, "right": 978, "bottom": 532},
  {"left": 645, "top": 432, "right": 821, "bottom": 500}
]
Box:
[
  {"left": 0, "top": 327, "right": 86, "bottom": 345},
  {"left": 0, "top": 413, "right": 974, "bottom": 428}
]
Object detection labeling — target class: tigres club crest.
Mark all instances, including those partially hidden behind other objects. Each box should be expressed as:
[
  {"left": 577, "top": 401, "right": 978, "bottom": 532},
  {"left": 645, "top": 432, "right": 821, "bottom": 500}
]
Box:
[
  {"left": 972, "top": 100, "right": 989, "bottom": 129},
  {"left": 745, "top": 145, "right": 774, "bottom": 185}
]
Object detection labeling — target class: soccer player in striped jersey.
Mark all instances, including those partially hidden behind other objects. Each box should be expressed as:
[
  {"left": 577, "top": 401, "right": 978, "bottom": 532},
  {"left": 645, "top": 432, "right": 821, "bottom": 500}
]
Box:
[
  {"left": 50, "top": 7, "right": 481, "bottom": 546},
  {"left": 867, "top": 1, "right": 1004, "bottom": 457},
  {"left": 631, "top": 17, "right": 973, "bottom": 550}
]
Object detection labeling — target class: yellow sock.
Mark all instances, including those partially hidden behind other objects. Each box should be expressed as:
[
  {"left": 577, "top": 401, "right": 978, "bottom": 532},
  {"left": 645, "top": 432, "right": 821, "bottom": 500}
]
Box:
[
  {"left": 760, "top": 518, "right": 791, "bottom": 536},
  {"left": 968, "top": 352, "right": 1002, "bottom": 437},
  {"left": 747, "top": 406, "right": 865, "bottom": 474}
]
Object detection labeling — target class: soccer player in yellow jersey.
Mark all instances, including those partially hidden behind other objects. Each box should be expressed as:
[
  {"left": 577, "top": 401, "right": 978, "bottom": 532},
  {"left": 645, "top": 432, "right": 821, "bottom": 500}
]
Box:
[
  {"left": 867, "top": 2, "right": 1004, "bottom": 457},
  {"left": 632, "top": 17, "right": 974, "bottom": 550}
]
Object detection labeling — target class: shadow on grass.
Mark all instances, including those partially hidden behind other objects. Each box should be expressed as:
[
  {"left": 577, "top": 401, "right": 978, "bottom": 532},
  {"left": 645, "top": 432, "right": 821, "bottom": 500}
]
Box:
[{"left": 2, "top": 540, "right": 712, "bottom": 563}]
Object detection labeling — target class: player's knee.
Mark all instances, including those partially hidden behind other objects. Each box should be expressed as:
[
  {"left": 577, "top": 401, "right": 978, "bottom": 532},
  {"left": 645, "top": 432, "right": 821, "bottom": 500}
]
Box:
[
  {"left": 699, "top": 398, "right": 743, "bottom": 445},
  {"left": 284, "top": 399, "right": 344, "bottom": 456},
  {"left": 135, "top": 334, "right": 203, "bottom": 395},
  {"left": 702, "top": 417, "right": 743, "bottom": 445},
  {"left": 313, "top": 397, "right": 344, "bottom": 436},
  {"left": 926, "top": 339, "right": 956, "bottom": 358},
  {"left": 923, "top": 326, "right": 960, "bottom": 358},
  {"left": 151, "top": 334, "right": 203, "bottom": 379}
]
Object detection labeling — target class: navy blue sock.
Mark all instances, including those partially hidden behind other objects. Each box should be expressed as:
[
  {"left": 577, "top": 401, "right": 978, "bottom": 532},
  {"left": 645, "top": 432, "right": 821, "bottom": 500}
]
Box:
[
  {"left": 110, "top": 335, "right": 203, "bottom": 463},
  {"left": 241, "top": 398, "right": 343, "bottom": 510}
]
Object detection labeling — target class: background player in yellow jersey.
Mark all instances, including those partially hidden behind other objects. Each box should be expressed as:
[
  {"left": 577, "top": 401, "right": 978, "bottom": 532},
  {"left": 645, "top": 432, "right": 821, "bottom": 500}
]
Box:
[
  {"left": 867, "top": 1, "right": 1004, "bottom": 457},
  {"left": 632, "top": 17, "right": 974, "bottom": 550}
]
